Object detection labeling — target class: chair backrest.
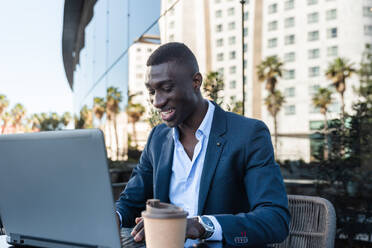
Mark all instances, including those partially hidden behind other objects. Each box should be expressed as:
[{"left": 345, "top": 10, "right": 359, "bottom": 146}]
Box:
[{"left": 271, "top": 195, "right": 336, "bottom": 248}]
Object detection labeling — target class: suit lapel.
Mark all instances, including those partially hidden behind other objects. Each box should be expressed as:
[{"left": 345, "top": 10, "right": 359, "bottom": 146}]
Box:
[
  {"left": 198, "top": 104, "right": 227, "bottom": 215},
  {"left": 154, "top": 130, "right": 174, "bottom": 203}
]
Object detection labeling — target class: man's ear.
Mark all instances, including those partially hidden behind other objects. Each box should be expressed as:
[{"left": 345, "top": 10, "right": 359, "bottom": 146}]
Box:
[{"left": 192, "top": 72, "right": 203, "bottom": 91}]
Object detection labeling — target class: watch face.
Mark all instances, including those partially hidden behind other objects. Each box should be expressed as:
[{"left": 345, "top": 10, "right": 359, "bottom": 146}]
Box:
[{"left": 201, "top": 216, "right": 214, "bottom": 229}]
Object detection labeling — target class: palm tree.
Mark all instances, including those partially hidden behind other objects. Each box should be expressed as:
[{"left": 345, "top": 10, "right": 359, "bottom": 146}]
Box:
[
  {"left": 0, "top": 95, "right": 10, "bottom": 133},
  {"left": 257, "top": 56, "right": 285, "bottom": 153},
  {"left": 257, "top": 56, "right": 284, "bottom": 94},
  {"left": 93, "top": 97, "right": 106, "bottom": 128},
  {"left": 11, "top": 103, "right": 26, "bottom": 133},
  {"left": 61, "top": 112, "right": 72, "bottom": 127},
  {"left": 0, "top": 94, "right": 9, "bottom": 116},
  {"left": 29, "top": 113, "right": 41, "bottom": 132},
  {"left": 325, "top": 57, "right": 355, "bottom": 119},
  {"left": 228, "top": 96, "right": 243, "bottom": 115},
  {"left": 264, "top": 90, "right": 285, "bottom": 152},
  {"left": 126, "top": 93, "right": 145, "bottom": 148},
  {"left": 75, "top": 106, "right": 93, "bottom": 129},
  {"left": 357, "top": 45, "right": 372, "bottom": 102},
  {"left": 106, "top": 87, "right": 122, "bottom": 159},
  {"left": 203, "top": 71, "right": 225, "bottom": 105},
  {"left": 1, "top": 112, "right": 11, "bottom": 134},
  {"left": 312, "top": 87, "right": 333, "bottom": 160},
  {"left": 81, "top": 106, "right": 93, "bottom": 129}
]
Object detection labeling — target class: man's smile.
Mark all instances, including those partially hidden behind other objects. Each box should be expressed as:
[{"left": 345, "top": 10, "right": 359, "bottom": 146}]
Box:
[{"left": 160, "top": 108, "right": 176, "bottom": 121}]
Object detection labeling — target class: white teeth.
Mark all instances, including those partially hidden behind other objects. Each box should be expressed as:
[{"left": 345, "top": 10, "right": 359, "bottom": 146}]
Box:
[{"left": 163, "top": 109, "right": 173, "bottom": 114}]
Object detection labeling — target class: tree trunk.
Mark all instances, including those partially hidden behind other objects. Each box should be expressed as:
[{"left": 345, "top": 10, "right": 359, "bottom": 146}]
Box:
[
  {"left": 1, "top": 121, "right": 7, "bottom": 134},
  {"left": 131, "top": 121, "right": 138, "bottom": 149},
  {"left": 340, "top": 92, "right": 345, "bottom": 157},
  {"left": 113, "top": 115, "right": 120, "bottom": 160},
  {"left": 340, "top": 92, "right": 345, "bottom": 123},
  {"left": 106, "top": 118, "right": 113, "bottom": 159},
  {"left": 323, "top": 113, "right": 329, "bottom": 160}
]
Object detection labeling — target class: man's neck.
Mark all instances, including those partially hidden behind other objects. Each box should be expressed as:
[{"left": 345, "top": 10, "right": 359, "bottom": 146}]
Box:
[{"left": 178, "top": 99, "right": 209, "bottom": 137}]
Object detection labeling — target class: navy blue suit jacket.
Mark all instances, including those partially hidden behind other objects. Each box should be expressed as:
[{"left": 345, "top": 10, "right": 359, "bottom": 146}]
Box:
[{"left": 116, "top": 104, "right": 290, "bottom": 247}]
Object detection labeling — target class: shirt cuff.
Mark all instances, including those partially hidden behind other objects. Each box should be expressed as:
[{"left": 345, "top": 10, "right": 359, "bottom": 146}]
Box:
[
  {"left": 204, "top": 215, "right": 223, "bottom": 241},
  {"left": 116, "top": 211, "right": 123, "bottom": 228}
]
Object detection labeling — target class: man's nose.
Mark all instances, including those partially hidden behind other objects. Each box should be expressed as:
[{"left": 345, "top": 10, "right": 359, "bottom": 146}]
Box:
[{"left": 152, "top": 92, "right": 166, "bottom": 109}]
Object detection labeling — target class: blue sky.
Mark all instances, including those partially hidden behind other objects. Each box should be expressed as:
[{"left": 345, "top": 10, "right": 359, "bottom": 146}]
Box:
[
  {"left": 0, "top": 0, "right": 73, "bottom": 115},
  {"left": 0, "top": 0, "right": 160, "bottom": 116}
]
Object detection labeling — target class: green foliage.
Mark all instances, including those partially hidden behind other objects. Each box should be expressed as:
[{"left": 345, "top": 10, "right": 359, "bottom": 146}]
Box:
[
  {"left": 93, "top": 97, "right": 106, "bottom": 121},
  {"left": 226, "top": 97, "right": 243, "bottom": 115},
  {"left": 357, "top": 44, "right": 372, "bottom": 103},
  {"left": 316, "top": 49, "right": 372, "bottom": 195},
  {"left": 312, "top": 87, "right": 332, "bottom": 115},
  {"left": 203, "top": 71, "right": 224, "bottom": 105},
  {"left": 126, "top": 92, "right": 146, "bottom": 148},
  {"left": 32, "top": 112, "right": 72, "bottom": 131},
  {"left": 75, "top": 105, "right": 93, "bottom": 129},
  {"left": 106, "top": 87, "right": 122, "bottom": 120},
  {"left": 317, "top": 103, "right": 372, "bottom": 190},
  {"left": 264, "top": 90, "right": 285, "bottom": 117},
  {"left": 312, "top": 87, "right": 333, "bottom": 160},
  {"left": 325, "top": 57, "right": 356, "bottom": 119},
  {"left": 325, "top": 57, "right": 356, "bottom": 94},
  {"left": 11, "top": 103, "right": 26, "bottom": 129},
  {"left": 257, "top": 56, "right": 283, "bottom": 93},
  {"left": 147, "top": 107, "right": 162, "bottom": 128},
  {"left": 126, "top": 92, "right": 145, "bottom": 123},
  {"left": 0, "top": 94, "right": 9, "bottom": 115}
]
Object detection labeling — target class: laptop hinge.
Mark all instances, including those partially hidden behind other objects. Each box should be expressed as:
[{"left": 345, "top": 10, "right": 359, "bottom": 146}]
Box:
[{"left": 9, "top": 233, "right": 109, "bottom": 248}]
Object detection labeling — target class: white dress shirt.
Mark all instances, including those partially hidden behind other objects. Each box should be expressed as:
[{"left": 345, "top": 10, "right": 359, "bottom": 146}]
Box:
[
  {"left": 117, "top": 101, "right": 223, "bottom": 241},
  {"left": 169, "top": 100, "right": 222, "bottom": 241}
]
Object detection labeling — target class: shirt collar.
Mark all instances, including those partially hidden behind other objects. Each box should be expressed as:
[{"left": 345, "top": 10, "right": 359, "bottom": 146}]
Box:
[{"left": 172, "top": 100, "right": 215, "bottom": 142}]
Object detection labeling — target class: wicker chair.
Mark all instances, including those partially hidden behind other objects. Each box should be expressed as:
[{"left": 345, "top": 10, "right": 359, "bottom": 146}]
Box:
[{"left": 271, "top": 195, "right": 336, "bottom": 248}]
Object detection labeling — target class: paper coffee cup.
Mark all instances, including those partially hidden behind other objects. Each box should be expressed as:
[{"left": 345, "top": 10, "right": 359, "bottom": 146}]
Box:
[{"left": 142, "top": 199, "right": 188, "bottom": 248}]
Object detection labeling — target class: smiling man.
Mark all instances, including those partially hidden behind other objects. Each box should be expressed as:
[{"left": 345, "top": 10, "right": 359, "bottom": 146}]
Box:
[{"left": 115, "top": 42, "right": 290, "bottom": 247}]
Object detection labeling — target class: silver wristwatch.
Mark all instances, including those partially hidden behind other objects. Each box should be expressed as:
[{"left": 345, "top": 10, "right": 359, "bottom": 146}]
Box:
[{"left": 197, "top": 216, "right": 215, "bottom": 239}]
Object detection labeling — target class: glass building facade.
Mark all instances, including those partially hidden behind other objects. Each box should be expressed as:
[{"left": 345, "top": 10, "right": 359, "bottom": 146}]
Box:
[{"left": 63, "top": 0, "right": 160, "bottom": 113}]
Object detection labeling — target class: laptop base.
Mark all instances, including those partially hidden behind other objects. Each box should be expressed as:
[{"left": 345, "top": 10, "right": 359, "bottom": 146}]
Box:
[{"left": 7, "top": 233, "right": 108, "bottom": 248}]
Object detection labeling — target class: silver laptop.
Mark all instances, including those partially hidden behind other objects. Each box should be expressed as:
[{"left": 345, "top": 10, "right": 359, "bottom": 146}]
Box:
[{"left": 0, "top": 129, "right": 121, "bottom": 248}]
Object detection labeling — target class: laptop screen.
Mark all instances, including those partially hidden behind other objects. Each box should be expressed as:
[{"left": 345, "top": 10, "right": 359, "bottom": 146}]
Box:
[{"left": 0, "top": 129, "right": 121, "bottom": 248}]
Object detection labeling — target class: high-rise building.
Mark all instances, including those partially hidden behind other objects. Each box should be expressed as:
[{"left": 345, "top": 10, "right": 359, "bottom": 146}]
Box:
[
  {"left": 159, "top": 0, "right": 210, "bottom": 76},
  {"left": 159, "top": 0, "right": 372, "bottom": 162},
  {"left": 261, "top": 0, "right": 371, "bottom": 161},
  {"left": 62, "top": 0, "right": 161, "bottom": 160},
  {"left": 128, "top": 35, "right": 160, "bottom": 149}
]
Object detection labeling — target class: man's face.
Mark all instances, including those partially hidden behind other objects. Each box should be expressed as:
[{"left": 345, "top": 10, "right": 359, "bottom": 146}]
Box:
[{"left": 145, "top": 61, "right": 199, "bottom": 127}]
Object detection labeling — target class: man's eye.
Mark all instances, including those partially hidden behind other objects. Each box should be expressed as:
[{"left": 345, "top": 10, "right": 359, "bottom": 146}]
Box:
[
  {"left": 148, "top": 90, "right": 155, "bottom": 95},
  {"left": 163, "top": 87, "right": 172, "bottom": 92}
]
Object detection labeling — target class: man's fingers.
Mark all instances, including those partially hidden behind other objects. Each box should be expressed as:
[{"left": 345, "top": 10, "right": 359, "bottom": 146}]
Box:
[
  {"left": 131, "top": 218, "right": 144, "bottom": 237},
  {"left": 134, "top": 228, "right": 145, "bottom": 242},
  {"left": 135, "top": 217, "right": 143, "bottom": 224},
  {"left": 186, "top": 217, "right": 205, "bottom": 240}
]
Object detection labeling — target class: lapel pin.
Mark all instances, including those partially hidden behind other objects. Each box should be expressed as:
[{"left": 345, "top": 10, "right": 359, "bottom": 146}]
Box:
[{"left": 217, "top": 142, "right": 221, "bottom": 146}]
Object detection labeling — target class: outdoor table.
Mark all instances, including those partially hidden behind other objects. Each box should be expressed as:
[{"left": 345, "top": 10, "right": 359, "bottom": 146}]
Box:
[
  {"left": 120, "top": 228, "right": 224, "bottom": 248},
  {"left": 0, "top": 228, "right": 226, "bottom": 248}
]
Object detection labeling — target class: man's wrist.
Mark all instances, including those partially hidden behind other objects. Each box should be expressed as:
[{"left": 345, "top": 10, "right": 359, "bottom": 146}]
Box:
[{"left": 197, "top": 216, "right": 215, "bottom": 240}]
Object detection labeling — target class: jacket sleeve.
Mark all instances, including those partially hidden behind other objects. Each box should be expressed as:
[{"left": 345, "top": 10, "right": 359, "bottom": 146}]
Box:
[
  {"left": 115, "top": 126, "right": 157, "bottom": 227},
  {"left": 214, "top": 121, "right": 290, "bottom": 247}
]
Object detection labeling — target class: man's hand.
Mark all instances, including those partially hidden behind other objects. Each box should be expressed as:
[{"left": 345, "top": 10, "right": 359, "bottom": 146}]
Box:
[
  {"left": 131, "top": 217, "right": 145, "bottom": 242},
  {"left": 130, "top": 217, "right": 206, "bottom": 243},
  {"left": 186, "top": 217, "right": 205, "bottom": 239}
]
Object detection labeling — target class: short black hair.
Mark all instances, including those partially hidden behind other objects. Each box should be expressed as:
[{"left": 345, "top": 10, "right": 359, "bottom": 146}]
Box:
[{"left": 146, "top": 42, "right": 199, "bottom": 73}]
